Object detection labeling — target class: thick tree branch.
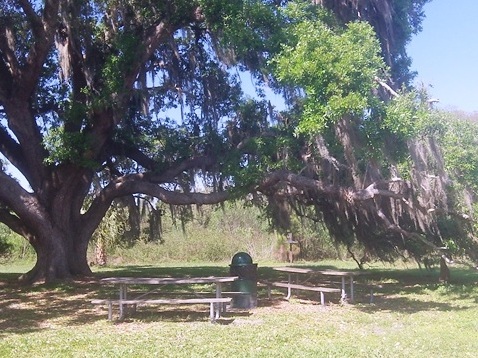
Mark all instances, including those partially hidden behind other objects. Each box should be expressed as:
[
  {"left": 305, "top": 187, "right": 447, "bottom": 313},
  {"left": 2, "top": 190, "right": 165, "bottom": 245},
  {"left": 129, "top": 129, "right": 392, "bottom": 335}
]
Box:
[
  {"left": 149, "top": 155, "right": 218, "bottom": 182},
  {"left": 105, "top": 139, "right": 218, "bottom": 181},
  {"left": 258, "top": 170, "right": 334, "bottom": 195},
  {"left": 0, "top": 171, "right": 51, "bottom": 233},
  {"left": 3, "top": 103, "right": 49, "bottom": 190},
  {"left": 108, "top": 141, "right": 158, "bottom": 171},
  {"left": 375, "top": 76, "right": 399, "bottom": 98},
  {"left": 120, "top": 20, "right": 173, "bottom": 92},
  {"left": 0, "top": 58, "right": 12, "bottom": 100},
  {"left": 352, "top": 182, "right": 404, "bottom": 201},
  {"left": 258, "top": 170, "right": 405, "bottom": 202},
  {"left": 375, "top": 208, "right": 440, "bottom": 250},
  {"left": 1, "top": 1, "right": 58, "bottom": 100},
  {"left": 0, "top": 1, "right": 59, "bottom": 190},
  {"left": 122, "top": 3, "right": 202, "bottom": 91},
  {"left": 20, "top": 0, "right": 59, "bottom": 99},
  {"left": 18, "top": 0, "right": 42, "bottom": 31},
  {"left": 0, "top": 125, "right": 31, "bottom": 179},
  {"left": 117, "top": 181, "right": 229, "bottom": 205},
  {"left": 81, "top": 175, "right": 229, "bottom": 237},
  {"left": 102, "top": 155, "right": 217, "bottom": 188},
  {"left": 0, "top": 24, "right": 20, "bottom": 80},
  {"left": 0, "top": 208, "right": 33, "bottom": 238}
]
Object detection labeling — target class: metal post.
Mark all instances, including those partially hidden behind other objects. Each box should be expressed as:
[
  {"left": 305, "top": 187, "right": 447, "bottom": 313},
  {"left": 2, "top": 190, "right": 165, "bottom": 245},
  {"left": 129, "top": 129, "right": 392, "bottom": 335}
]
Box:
[
  {"left": 286, "top": 273, "right": 292, "bottom": 299},
  {"left": 119, "top": 283, "right": 127, "bottom": 319},
  {"left": 341, "top": 277, "right": 346, "bottom": 301},
  {"left": 216, "top": 282, "right": 226, "bottom": 312}
]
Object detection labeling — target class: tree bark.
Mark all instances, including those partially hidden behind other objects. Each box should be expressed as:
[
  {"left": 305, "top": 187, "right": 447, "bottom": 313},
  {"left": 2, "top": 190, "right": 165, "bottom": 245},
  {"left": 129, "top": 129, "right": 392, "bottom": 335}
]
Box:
[{"left": 19, "top": 223, "right": 93, "bottom": 283}]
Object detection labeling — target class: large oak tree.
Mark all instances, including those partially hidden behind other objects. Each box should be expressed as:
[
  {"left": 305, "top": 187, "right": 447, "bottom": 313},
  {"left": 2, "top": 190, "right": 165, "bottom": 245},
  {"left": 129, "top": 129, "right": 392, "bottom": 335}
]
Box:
[{"left": 1, "top": 0, "right": 450, "bottom": 283}]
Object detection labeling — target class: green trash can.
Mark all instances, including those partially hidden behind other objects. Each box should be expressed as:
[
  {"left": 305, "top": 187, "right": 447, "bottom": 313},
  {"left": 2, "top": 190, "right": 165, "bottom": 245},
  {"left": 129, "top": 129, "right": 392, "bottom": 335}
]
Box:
[{"left": 229, "top": 252, "right": 258, "bottom": 309}]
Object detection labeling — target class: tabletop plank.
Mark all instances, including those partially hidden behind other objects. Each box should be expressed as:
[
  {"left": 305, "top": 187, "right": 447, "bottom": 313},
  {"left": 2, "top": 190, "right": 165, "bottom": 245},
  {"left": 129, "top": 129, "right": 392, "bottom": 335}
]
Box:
[
  {"left": 273, "top": 267, "right": 314, "bottom": 274},
  {"left": 100, "top": 276, "right": 238, "bottom": 285},
  {"left": 273, "top": 266, "right": 366, "bottom": 277}
]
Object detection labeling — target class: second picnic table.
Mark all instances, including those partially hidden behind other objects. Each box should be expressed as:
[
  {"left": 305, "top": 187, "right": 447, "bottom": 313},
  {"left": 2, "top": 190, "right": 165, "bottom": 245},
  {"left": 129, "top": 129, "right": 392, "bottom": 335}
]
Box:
[{"left": 273, "top": 266, "right": 366, "bottom": 302}]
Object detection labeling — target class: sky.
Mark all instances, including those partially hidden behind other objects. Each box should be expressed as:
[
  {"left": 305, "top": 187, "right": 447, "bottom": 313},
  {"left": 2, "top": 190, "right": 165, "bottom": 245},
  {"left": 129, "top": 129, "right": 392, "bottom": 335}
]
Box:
[{"left": 407, "top": 0, "right": 478, "bottom": 113}]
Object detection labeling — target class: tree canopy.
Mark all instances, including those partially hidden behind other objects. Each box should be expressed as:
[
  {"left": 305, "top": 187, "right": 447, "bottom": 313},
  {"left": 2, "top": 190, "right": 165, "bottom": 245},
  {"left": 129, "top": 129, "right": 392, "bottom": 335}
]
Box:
[{"left": 3, "top": 0, "right": 471, "bottom": 283}]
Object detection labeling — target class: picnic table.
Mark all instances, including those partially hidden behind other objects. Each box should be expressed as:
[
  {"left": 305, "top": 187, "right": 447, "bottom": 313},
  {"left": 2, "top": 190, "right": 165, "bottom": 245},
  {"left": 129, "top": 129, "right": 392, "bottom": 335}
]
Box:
[
  {"left": 272, "top": 266, "right": 367, "bottom": 302},
  {"left": 93, "top": 276, "right": 238, "bottom": 321}
]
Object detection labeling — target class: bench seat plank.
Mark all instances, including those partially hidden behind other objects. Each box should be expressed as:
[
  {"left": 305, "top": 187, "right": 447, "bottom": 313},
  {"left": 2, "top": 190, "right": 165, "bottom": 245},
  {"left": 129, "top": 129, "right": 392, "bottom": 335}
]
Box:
[
  {"left": 270, "top": 282, "right": 340, "bottom": 293},
  {"left": 266, "top": 281, "right": 340, "bottom": 305},
  {"left": 97, "top": 297, "right": 232, "bottom": 305},
  {"left": 92, "top": 297, "right": 232, "bottom": 322}
]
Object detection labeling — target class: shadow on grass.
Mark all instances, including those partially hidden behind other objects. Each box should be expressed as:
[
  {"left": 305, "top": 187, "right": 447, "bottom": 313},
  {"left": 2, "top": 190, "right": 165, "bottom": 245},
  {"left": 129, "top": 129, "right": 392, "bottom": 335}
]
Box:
[
  {"left": 115, "top": 306, "right": 253, "bottom": 325},
  {"left": 0, "top": 264, "right": 252, "bottom": 335},
  {"left": 1, "top": 263, "right": 477, "bottom": 336},
  {"left": 356, "top": 294, "right": 469, "bottom": 315},
  {"left": 0, "top": 278, "right": 108, "bottom": 336},
  {"left": 260, "top": 263, "right": 478, "bottom": 314}
]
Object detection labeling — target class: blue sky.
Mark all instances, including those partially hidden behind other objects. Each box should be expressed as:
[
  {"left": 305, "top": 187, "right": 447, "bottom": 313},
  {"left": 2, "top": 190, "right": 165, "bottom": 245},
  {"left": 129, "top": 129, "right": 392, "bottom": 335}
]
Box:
[{"left": 407, "top": 0, "right": 478, "bottom": 112}]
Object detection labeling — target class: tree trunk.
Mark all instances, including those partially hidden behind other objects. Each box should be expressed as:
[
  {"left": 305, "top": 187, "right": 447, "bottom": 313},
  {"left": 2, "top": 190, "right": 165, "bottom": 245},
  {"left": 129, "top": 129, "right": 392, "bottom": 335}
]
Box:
[{"left": 20, "top": 229, "right": 93, "bottom": 284}]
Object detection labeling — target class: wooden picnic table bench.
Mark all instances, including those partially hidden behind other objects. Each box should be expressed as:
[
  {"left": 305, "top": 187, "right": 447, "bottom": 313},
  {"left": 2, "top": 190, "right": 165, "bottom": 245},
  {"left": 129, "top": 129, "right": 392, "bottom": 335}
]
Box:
[
  {"left": 271, "top": 266, "right": 368, "bottom": 302},
  {"left": 93, "top": 276, "right": 238, "bottom": 322}
]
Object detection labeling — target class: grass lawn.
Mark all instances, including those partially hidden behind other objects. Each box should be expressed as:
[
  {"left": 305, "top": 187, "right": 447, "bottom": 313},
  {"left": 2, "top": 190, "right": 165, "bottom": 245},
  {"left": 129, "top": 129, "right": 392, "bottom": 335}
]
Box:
[{"left": 1, "top": 260, "right": 478, "bottom": 357}]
